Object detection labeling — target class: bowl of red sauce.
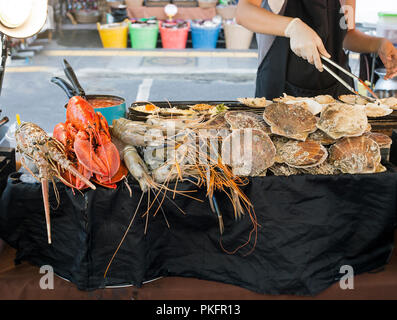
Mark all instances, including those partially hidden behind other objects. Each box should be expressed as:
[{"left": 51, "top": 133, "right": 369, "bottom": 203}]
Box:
[{"left": 86, "top": 95, "right": 126, "bottom": 125}]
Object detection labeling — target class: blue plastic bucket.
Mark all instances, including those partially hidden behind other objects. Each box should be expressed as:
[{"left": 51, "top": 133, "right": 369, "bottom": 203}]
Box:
[{"left": 191, "top": 24, "right": 221, "bottom": 49}]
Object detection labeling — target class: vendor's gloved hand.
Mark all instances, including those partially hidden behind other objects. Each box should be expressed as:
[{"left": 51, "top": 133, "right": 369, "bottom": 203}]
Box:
[
  {"left": 378, "top": 38, "right": 397, "bottom": 80},
  {"left": 284, "top": 18, "right": 331, "bottom": 72}
]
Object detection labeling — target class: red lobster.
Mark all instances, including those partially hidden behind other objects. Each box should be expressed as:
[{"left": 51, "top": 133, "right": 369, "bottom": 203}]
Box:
[{"left": 54, "top": 96, "right": 126, "bottom": 189}]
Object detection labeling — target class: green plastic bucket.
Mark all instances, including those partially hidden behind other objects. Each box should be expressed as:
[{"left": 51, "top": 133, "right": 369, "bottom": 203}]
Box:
[{"left": 128, "top": 22, "right": 159, "bottom": 49}]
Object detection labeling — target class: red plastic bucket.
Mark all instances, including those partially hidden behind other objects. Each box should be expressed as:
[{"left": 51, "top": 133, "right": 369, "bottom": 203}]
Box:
[{"left": 159, "top": 21, "right": 190, "bottom": 49}]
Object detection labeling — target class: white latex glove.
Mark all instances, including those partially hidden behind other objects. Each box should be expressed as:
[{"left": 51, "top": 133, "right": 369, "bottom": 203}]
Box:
[{"left": 284, "top": 18, "right": 331, "bottom": 72}]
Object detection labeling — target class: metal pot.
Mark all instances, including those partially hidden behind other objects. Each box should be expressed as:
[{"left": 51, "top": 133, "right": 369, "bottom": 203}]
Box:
[
  {"left": 51, "top": 74, "right": 126, "bottom": 126},
  {"left": 374, "top": 68, "right": 397, "bottom": 98}
]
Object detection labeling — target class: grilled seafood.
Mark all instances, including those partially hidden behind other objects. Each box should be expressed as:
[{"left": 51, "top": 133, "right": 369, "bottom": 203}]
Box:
[
  {"left": 364, "top": 102, "right": 393, "bottom": 117},
  {"left": 237, "top": 97, "right": 272, "bottom": 108},
  {"left": 328, "top": 135, "right": 382, "bottom": 174},
  {"left": 16, "top": 122, "right": 96, "bottom": 244},
  {"left": 308, "top": 130, "right": 337, "bottom": 145},
  {"left": 221, "top": 128, "right": 276, "bottom": 176},
  {"left": 268, "top": 163, "right": 301, "bottom": 176},
  {"left": 316, "top": 103, "right": 368, "bottom": 139},
  {"left": 380, "top": 97, "right": 397, "bottom": 110},
  {"left": 363, "top": 132, "right": 392, "bottom": 149},
  {"left": 276, "top": 139, "right": 328, "bottom": 168},
  {"left": 263, "top": 103, "right": 317, "bottom": 141},
  {"left": 338, "top": 94, "right": 369, "bottom": 105},
  {"left": 300, "top": 161, "right": 340, "bottom": 175},
  {"left": 224, "top": 111, "right": 270, "bottom": 132}
]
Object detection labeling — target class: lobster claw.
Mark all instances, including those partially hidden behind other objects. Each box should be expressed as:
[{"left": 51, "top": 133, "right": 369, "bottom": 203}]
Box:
[{"left": 74, "top": 131, "right": 120, "bottom": 178}]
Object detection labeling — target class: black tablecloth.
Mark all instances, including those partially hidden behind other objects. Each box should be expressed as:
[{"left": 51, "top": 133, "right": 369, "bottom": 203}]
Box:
[{"left": 1, "top": 166, "right": 397, "bottom": 296}]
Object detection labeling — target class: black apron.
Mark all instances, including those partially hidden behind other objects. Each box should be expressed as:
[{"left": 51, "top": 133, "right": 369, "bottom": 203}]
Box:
[{"left": 255, "top": 0, "right": 354, "bottom": 99}]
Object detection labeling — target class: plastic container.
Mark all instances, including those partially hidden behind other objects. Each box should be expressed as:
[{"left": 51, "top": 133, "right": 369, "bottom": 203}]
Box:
[
  {"left": 128, "top": 21, "right": 159, "bottom": 49},
  {"left": 377, "top": 12, "right": 397, "bottom": 44},
  {"left": 97, "top": 22, "right": 128, "bottom": 48},
  {"left": 224, "top": 22, "right": 253, "bottom": 49},
  {"left": 159, "top": 21, "right": 190, "bottom": 49},
  {"left": 198, "top": 0, "right": 217, "bottom": 8},
  {"left": 191, "top": 23, "right": 221, "bottom": 49}
]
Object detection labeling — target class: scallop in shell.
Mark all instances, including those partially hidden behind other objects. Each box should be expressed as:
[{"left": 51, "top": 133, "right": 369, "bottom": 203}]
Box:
[
  {"left": 363, "top": 132, "right": 392, "bottom": 148},
  {"left": 224, "top": 111, "right": 270, "bottom": 132},
  {"left": 263, "top": 103, "right": 317, "bottom": 141},
  {"left": 308, "top": 129, "right": 337, "bottom": 145},
  {"left": 380, "top": 97, "right": 397, "bottom": 110},
  {"left": 328, "top": 136, "right": 381, "bottom": 174},
  {"left": 221, "top": 128, "right": 276, "bottom": 176},
  {"left": 237, "top": 97, "right": 272, "bottom": 108},
  {"left": 364, "top": 102, "right": 393, "bottom": 117},
  {"left": 300, "top": 161, "right": 340, "bottom": 175},
  {"left": 339, "top": 94, "right": 369, "bottom": 105},
  {"left": 276, "top": 139, "right": 328, "bottom": 168},
  {"left": 269, "top": 163, "right": 301, "bottom": 176},
  {"left": 314, "top": 95, "right": 336, "bottom": 104},
  {"left": 316, "top": 103, "right": 368, "bottom": 139}
]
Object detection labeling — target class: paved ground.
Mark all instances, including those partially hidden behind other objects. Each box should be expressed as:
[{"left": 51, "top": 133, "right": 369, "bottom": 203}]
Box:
[
  {"left": 0, "top": 38, "right": 258, "bottom": 134},
  {"left": 0, "top": 30, "right": 361, "bottom": 136}
]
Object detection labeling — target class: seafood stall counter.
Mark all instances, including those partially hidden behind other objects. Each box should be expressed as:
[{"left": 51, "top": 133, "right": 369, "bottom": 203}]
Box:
[{"left": 1, "top": 95, "right": 397, "bottom": 296}]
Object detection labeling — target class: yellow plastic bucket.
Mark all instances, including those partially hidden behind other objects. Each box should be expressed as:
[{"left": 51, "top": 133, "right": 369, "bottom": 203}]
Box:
[{"left": 97, "top": 22, "right": 128, "bottom": 48}]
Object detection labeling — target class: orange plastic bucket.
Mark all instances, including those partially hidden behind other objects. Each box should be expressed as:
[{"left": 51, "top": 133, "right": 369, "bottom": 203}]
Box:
[{"left": 159, "top": 21, "right": 190, "bottom": 49}]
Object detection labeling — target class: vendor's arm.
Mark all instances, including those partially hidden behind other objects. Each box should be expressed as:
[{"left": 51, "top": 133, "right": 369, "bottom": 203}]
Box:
[
  {"left": 235, "top": 0, "right": 292, "bottom": 36},
  {"left": 342, "top": 0, "right": 397, "bottom": 79},
  {"left": 236, "top": 0, "right": 330, "bottom": 71}
]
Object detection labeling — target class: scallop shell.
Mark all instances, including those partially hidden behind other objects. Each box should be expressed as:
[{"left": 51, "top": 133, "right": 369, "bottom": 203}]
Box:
[
  {"left": 263, "top": 103, "right": 317, "bottom": 141},
  {"left": 199, "top": 113, "right": 230, "bottom": 130},
  {"left": 308, "top": 129, "right": 337, "bottom": 145},
  {"left": 237, "top": 97, "right": 272, "bottom": 108},
  {"left": 221, "top": 128, "right": 276, "bottom": 176},
  {"left": 380, "top": 97, "right": 397, "bottom": 110},
  {"left": 269, "top": 163, "right": 301, "bottom": 176},
  {"left": 316, "top": 103, "right": 368, "bottom": 139},
  {"left": 300, "top": 161, "right": 340, "bottom": 175},
  {"left": 339, "top": 94, "right": 369, "bottom": 105},
  {"left": 364, "top": 102, "right": 393, "bottom": 117},
  {"left": 363, "top": 132, "right": 392, "bottom": 148},
  {"left": 328, "top": 136, "right": 381, "bottom": 174},
  {"left": 277, "top": 139, "right": 328, "bottom": 168},
  {"left": 314, "top": 95, "right": 336, "bottom": 104},
  {"left": 224, "top": 111, "right": 270, "bottom": 133},
  {"left": 285, "top": 99, "right": 323, "bottom": 115},
  {"left": 273, "top": 94, "right": 324, "bottom": 115}
]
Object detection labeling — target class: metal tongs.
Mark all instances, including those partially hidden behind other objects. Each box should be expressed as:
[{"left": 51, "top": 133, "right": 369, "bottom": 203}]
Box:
[{"left": 321, "top": 55, "right": 378, "bottom": 103}]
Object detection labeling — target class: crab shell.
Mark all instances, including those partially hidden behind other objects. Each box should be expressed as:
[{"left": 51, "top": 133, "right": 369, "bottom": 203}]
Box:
[
  {"left": 316, "top": 103, "right": 368, "bottom": 139},
  {"left": 263, "top": 103, "right": 317, "bottom": 141},
  {"left": 328, "top": 135, "right": 382, "bottom": 174},
  {"left": 276, "top": 139, "right": 328, "bottom": 168},
  {"left": 221, "top": 128, "right": 276, "bottom": 176}
]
